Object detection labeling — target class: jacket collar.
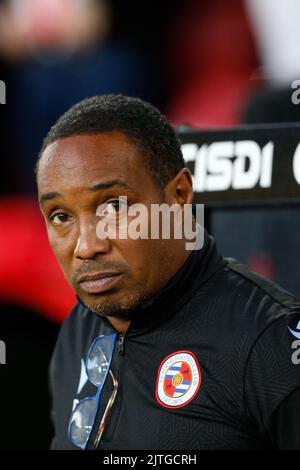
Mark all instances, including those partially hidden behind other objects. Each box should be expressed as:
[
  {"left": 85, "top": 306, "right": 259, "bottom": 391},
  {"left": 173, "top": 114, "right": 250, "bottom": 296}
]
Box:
[{"left": 77, "top": 230, "right": 227, "bottom": 335}]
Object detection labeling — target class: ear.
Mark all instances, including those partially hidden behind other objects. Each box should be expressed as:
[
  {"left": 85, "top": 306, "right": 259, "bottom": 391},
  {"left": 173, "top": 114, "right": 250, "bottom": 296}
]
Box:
[{"left": 164, "top": 168, "right": 193, "bottom": 207}]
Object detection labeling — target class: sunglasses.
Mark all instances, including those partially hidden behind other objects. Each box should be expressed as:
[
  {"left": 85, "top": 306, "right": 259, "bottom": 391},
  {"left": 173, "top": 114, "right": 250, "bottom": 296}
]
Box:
[{"left": 68, "top": 332, "right": 118, "bottom": 449}]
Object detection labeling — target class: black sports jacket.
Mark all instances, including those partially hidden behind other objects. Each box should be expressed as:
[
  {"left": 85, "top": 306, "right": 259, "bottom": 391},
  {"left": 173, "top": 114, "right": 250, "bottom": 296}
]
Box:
[{"left": 49, "top": 230, "right": 300, "bottom": 449}]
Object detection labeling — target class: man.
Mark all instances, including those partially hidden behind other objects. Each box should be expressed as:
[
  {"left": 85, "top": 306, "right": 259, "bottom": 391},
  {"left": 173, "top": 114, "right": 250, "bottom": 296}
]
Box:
[{"left": 37, "top": 95, "right": 300, "bottom": 450}]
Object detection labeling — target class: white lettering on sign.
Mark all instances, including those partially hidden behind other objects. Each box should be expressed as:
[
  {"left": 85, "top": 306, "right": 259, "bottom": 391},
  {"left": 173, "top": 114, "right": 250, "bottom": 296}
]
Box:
[{"left": 182, "top": 140, "right": 274, "bottom": 192}]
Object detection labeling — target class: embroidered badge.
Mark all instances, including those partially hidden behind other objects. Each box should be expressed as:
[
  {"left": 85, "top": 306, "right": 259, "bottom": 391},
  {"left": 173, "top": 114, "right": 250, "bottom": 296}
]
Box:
[{"left": 155, "top": 350, "right": 201, "bottom": 408}]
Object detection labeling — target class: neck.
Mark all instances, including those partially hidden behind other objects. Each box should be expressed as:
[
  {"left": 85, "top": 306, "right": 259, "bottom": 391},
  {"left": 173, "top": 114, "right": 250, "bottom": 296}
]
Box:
[{"left": 106, "top": 316, "right": 131, "bottom": 334}]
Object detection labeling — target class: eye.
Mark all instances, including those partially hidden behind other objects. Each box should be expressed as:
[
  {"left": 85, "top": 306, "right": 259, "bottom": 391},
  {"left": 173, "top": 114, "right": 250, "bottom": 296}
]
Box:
[
  {"left": 97, "top": 198, "right": 128, "bottom": 219},
  {"left": 107, "top": 199, "right": 127, "bottom": 212},
  {"left": 49, "top": 212, "right": 73, "bottom": 226}
]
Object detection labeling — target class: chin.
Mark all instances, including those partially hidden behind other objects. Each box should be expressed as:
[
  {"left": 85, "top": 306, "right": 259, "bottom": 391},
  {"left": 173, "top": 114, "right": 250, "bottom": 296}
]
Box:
[{"left": 82, "top": 291, "right": 146, "bottom": 320}]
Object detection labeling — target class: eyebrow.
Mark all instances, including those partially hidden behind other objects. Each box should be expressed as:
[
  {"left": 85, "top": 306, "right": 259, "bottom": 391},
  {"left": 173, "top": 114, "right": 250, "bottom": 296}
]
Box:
[
  {"left": 39, "top": 191, "right": 61, "bottom": 205},
  {"left": 88, "top": 179, "right": 130, "bottom": 192},
  {"left": 39, "top": 179, "right": 130, "bottom": 206}
]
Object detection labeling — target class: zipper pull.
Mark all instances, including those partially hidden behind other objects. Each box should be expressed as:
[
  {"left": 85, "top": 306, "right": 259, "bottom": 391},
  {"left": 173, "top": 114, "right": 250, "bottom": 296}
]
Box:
[{"left": 118, "top": 333, "right": 125, "bottom": 355}]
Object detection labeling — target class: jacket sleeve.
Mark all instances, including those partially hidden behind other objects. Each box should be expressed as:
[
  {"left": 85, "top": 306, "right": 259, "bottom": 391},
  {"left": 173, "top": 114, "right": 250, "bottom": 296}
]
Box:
[
  {"left": 244, "top": 311, "right": 300, "bottom": 448},
  {"left": 266, "top": 386, "right": 300, "bottom": 449}
]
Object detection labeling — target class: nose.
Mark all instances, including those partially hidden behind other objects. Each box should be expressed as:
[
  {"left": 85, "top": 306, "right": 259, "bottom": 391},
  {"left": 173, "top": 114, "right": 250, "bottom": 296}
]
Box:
[{"left": 74, "top": 217, "right": 111, "bottom": 260}]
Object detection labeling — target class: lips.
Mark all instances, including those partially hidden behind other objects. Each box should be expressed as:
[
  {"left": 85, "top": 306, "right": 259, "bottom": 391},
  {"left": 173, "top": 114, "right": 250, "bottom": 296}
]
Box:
[{"left": 78, "top": 272, "right": 124, "bottom": 294}]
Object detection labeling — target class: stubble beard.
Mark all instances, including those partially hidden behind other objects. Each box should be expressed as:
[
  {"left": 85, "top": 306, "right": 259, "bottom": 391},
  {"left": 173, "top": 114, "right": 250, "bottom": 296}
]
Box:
[{"left": 83, "top": 289, "right": 151, "bottom": 321}]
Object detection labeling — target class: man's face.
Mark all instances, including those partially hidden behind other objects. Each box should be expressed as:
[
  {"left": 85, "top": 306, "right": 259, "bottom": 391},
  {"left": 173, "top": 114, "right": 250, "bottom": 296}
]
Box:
[{"left": 38, "top": 131, "right": 185, "bottom": 319}]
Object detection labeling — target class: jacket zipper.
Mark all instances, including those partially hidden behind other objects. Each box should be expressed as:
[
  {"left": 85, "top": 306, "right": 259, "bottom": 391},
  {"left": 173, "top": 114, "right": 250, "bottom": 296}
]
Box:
[{"left": 117, "top": 333, "right": 125, "bottom": 355}]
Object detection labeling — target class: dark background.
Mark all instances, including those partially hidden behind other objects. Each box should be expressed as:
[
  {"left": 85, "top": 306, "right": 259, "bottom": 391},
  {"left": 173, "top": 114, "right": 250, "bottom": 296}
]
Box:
[{"left": 1, "top": 0, "right": 300, "bottom": 449}]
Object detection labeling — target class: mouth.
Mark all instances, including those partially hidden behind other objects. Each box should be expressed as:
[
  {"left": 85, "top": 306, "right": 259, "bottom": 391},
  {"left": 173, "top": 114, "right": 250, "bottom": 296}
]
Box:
[{"left": 78, "top": 272, "right": 124, "bottom": 294}]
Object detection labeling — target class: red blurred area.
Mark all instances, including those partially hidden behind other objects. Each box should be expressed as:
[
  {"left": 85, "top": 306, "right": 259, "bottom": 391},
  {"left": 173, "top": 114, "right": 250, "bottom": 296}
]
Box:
[
  {"left": 13, "top": 0, "right": 78, "bottom": 47},
  {"left": 247, "top": 253, "right": 275, "bottom": 282},
  {"left": 20, "top": 0, "right": 72, "bottom": 33},
  {"left": 166, "top": 0, "right": 259, "bottom": 128},
  {"left": 0, "top": 197, "right": 75, "bottom": 323}
]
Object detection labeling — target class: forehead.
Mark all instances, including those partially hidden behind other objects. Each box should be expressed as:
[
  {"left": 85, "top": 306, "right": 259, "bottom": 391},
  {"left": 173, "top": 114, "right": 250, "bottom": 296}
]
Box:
[{"left": 37, "top": 131, "right": 150, "bottom": 195}]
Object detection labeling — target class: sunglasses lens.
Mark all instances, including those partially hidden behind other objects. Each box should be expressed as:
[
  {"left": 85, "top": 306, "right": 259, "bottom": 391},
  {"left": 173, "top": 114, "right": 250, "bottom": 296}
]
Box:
[
  {"left": 86, "top": 335, "right": 115, "bottom": 386},
  {"left": 69, "top": 334, "right": 117, "bottom": 449},
  {"left": 69, "top": 398, "right": 97, "bottom": 449}
]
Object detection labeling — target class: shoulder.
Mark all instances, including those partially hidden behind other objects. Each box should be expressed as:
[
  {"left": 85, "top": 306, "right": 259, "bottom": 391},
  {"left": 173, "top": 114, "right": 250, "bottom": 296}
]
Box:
[
  {"left": 57, "top": 302, "right": 98, "bottom": 344},
  {"left": 190, "top": 255, "right": 300, "bottom": 367},
  {"left": 216, "top": 257, "right": 300, "bottom": 334},
  {"left": 50, "top": 303, "right": 92, "bottom": 377},
  {"left": 226, "top": 258, "right": 300, "bottom": 311},
  {"left": 213, "top": 259, "right": 300, "bottom": 431},
  {"left": 51, "top": 302, "right": 110, "bottom": 375}
]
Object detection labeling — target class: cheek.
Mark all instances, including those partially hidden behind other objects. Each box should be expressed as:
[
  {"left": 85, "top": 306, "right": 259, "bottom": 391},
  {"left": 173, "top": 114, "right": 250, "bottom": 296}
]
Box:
[
  {"left": 47, "top": 230, "right": 73, "bottom": 273},
  {"left": 118, "top": 238, "right": 160, "bottom": 278}
]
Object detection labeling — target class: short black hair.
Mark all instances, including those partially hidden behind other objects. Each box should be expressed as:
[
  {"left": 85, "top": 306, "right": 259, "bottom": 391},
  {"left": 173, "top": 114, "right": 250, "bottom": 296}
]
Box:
[{"left": 36, "top": 94, "right": 185, "bottom": 187}]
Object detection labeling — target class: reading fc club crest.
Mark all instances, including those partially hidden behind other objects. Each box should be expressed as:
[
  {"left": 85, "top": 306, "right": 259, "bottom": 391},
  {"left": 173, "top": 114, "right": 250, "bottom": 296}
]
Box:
[{"left": 155, "top": 350, "right": 201, "bottom": 408}]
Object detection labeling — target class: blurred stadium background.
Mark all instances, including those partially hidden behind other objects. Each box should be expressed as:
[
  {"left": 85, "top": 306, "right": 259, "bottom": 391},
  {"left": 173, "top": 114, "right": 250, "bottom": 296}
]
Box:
[{"left": 1, "top": 0, "right": 300, "bottom": 448}]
